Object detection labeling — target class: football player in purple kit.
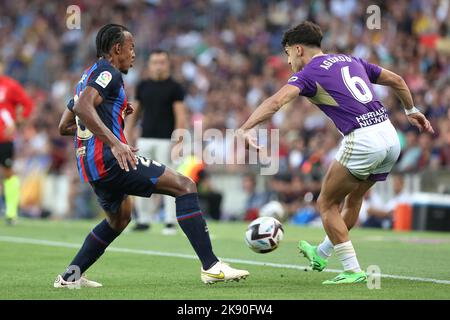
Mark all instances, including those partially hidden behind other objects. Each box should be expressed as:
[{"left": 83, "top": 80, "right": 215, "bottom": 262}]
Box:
[
  {"left": 238, "top": 21, "right": 434, "bottom": 284},
  {"left": 55, "top": 24, "right": 248, "bottom": 288}
]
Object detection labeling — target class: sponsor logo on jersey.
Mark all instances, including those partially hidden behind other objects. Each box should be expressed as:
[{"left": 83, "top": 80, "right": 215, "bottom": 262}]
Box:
[
  {"left": 95, "top": 71, "right": 112, "bottom": 88},
  {"left": 76, "top": 146, "right": 86, "bottom": 157}
]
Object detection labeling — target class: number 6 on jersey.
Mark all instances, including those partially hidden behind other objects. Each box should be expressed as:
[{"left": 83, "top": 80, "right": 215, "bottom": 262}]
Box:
[{"left": 341, "top": 66, "right": 373, "bottom": 103}]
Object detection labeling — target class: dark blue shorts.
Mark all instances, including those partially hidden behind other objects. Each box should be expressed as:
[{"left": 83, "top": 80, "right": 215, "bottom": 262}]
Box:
[{"left": 89, "top": 156, "right": 166, "bottom": 214}]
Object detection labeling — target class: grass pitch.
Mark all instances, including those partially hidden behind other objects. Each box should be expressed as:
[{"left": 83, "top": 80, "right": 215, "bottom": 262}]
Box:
[{"left": 0, "top": 219, "right": 449, "bottom": 300}]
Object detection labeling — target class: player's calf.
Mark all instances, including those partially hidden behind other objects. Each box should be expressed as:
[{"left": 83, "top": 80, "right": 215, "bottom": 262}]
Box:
[
  {"left": 175, "top": 192, "right": 219, "bottom": 271},
  {"left": 154, "top": 168, "right": 249, "bottom": 282},
  {"left": 155, "top": 169, "right": 218, "bottom": 269},
  {"left": 59, "top": 218, "right": 122, "bottom": 283},
  {"left": 106, "top": 197, "right": 133, "bottom": 232}
]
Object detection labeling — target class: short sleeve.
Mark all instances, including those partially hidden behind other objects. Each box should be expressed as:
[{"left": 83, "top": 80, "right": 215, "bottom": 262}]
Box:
[
  {"left": 173, "top": 82, "right": 185, "bottom": 101},
  {"left": 286, "top": 70, "right": 316, "bottom": 97},
  {"left": 87, "top": 66, "right": 121, "bottom": 100},
  {"left": 354, "top": 57, "right": 382, "bottom": 83}
]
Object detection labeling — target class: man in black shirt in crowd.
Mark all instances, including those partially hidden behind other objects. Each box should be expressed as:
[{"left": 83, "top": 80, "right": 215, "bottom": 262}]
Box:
[{"left": 126, "top": 49, "right": 187, "bottom": 235}]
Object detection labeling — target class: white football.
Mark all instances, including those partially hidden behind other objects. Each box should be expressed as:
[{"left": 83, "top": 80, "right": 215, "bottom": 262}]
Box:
[{"left": 245, "top": 217, "right": 284, "bottom": 253}]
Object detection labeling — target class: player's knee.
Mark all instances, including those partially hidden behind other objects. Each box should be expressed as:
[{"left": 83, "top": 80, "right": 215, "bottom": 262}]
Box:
[
  {"left": 317, "top": 194, "right": 329, "bottom": 213},
  {"left": 317, "top": 194, "right": 338, "bottom": 214},
  {"left": 108, "top": 216, "right": 131, "bottom": 232},
  {"left": 180, "top": 175, "right": 197, "bottom": 194},
  {"left": 107, "top": 208, "right": 132, "bottom": 232},
  {"left": 175, "top": 174, "right": 197, "bottom": 196}
]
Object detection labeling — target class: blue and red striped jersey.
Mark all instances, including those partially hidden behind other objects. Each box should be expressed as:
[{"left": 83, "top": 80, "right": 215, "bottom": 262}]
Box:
[{"left": 70, "top": 59, "right": 128, "bottom": 182}]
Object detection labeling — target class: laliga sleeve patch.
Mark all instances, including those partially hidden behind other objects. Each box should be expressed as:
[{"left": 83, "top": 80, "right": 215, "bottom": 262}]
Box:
[{"left": 95, "top": 71, "right": 112, "bottom": 88}]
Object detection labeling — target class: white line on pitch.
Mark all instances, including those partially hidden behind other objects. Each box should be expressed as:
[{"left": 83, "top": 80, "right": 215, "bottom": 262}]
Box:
[{"left": 1, "top": 235, "right": 449, "bottom": 285}]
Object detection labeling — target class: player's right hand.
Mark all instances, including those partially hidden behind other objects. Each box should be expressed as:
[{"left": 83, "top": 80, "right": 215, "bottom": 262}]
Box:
[
  {"left": 111, "top": 141, "right": 139, "bottom": 172},
  {"left": 407, "top": 112, "right": 434, "bottom": 134},
  {"left": 237, "top": 128, "right": 262, "bottom": 150}
]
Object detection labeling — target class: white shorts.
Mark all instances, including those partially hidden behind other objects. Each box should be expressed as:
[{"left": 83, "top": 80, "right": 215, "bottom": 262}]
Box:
[{"left": 335, "top": 120, "right": 401, "bottom": 181}]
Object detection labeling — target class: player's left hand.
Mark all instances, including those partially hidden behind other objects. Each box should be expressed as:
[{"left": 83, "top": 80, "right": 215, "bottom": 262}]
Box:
[
  {"left": 124, "top": 102, "right": 134, "bottom": 117},
  {"left": 407, "top": 112, "right": 434, "bottom": 134}
]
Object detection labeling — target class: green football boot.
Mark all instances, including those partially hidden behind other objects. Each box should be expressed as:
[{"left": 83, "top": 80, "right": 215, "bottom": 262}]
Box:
[
  {"left": 322, "top": 271, "right": 367, "bottom": 285},
  {"left": 298, "top": 240, "right": 328, "bottom": 272}
]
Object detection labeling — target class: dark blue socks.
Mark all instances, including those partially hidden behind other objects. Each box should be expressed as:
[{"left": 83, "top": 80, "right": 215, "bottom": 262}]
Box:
[
  {"left": 62, "top": 219, "right": 120, "bottom": 281},
  {"left": 176, "top": 193, "right": 218, "bottom": 270}
]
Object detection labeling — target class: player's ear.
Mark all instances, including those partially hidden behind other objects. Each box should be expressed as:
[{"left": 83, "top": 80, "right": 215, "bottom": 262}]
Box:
[
  {"left": 297, "top": 45, "right": 303, "bottom": 57},
  {"left": 113, "top": 42, "right": 121, "bottom": 55}
]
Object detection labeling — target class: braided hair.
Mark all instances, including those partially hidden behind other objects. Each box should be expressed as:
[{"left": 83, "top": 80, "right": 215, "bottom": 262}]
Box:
[{"left": 95, "top": 24, "right": 129, "bottom": 58}]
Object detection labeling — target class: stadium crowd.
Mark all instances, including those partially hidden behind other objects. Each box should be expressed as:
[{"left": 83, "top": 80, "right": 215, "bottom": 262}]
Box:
[{"left": 0, "top": 0, "right": 449, "bottom": 223}]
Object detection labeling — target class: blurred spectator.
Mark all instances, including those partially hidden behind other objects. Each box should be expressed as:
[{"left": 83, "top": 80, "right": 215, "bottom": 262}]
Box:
[
  {"left": 125, "top": 49, "right": 187, "bottom": 234},
  {"left": 357, "top": 190, "right": 385, "bottom": 227},
  {"left": 197, "top": 169, "right": 223, "bottom": 221},
  {"left": 362, "top": 174, "right": 410, "bottom": 229},
  {"left": 397, "top": 131, "right": 422, "bottom": 172},
  {"left": 242, "top": 172, "right": 270, "bottom": 220},
  {"left": 290, "top": 192, "right": 320, "bottom": 225},
  {"left": 177, "top": 154, "right": 223, "bottom": 220}
]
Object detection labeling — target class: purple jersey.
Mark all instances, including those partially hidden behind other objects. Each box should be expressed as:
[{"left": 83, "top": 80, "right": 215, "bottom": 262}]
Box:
[{"left": 287, "top": 54, "right": 386, "bottom": 135}]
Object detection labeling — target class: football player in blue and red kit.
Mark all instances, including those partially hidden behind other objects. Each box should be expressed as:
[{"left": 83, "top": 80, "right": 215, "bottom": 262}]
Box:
[{"left": 55, "top": 24, "right": 248, "bottom": 288}]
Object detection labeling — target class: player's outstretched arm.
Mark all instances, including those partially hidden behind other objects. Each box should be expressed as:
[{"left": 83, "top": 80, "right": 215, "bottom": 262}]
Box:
[
  {"left": 58, "top": 108, "right": 77, "bottom": 136},
  {"left": 376, "top": 68, "right": 434, "bottom": 133},
  {"left": 73, "top": 86, "right": 138, "bottom": 171},
  {"left": 238, "top": 84, "right": 300, "bottom": 149}
]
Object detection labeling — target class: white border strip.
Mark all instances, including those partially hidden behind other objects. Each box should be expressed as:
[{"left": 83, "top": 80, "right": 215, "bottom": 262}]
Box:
[{"left": 1, "top": 236, "right": 449, "bottom": 285}]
